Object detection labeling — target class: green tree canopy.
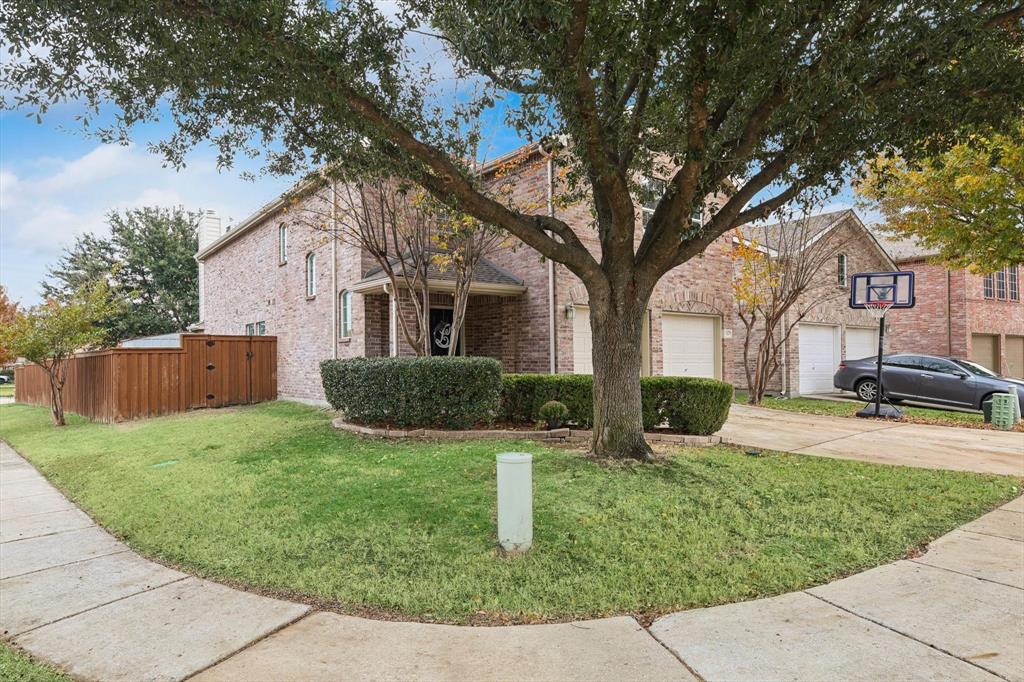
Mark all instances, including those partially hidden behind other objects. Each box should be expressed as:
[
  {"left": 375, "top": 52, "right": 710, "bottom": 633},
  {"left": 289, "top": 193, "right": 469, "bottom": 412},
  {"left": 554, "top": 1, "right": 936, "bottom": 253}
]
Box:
[
  {"left": 857, "top": 120, "right": 1024, "bottom": 272},
  {"left": 42, "top": 207, "right": 199, "bottom": 341},
  {"left": 4, "top": 1, "right": 1021, "bottom": 457}
]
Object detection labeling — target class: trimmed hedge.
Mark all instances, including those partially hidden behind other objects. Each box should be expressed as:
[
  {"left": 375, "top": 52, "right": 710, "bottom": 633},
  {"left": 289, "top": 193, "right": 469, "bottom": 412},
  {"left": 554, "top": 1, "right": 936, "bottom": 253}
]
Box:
[
  {"left": 499, "top": 373, "right": 733, "bottom": 435},
  {"left": 321, "top": 357, "right": 502, "bottom": 429}
]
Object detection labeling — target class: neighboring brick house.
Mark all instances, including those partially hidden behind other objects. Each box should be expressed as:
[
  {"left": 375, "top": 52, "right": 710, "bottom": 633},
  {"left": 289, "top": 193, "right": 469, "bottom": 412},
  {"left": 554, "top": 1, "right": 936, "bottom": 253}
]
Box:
[
  {"left": 729, "top": 209, "right": 897, "bottom": 396},
  {"left": 875, "top": 235, "right": 1024, "bottom": 379},
  {"left": 196, "top": 143, "right": 739, "bottom": 404}
]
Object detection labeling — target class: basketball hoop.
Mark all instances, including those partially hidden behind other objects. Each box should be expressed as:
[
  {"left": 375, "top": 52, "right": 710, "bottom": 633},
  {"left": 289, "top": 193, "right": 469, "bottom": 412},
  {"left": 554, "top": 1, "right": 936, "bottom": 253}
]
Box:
[{"left": 863, "top": 299, "right": 894, "bottom": 319}]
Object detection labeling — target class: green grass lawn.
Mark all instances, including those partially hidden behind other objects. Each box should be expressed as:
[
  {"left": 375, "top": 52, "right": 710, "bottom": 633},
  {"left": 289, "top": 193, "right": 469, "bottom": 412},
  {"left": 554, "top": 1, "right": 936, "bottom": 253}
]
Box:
[
  {"left": 733, "top": 390, "right": 996, "bottom": 428},
  {"left": 0, "top": 384, "right": 14, "bottom": 398},
  {"left": 0, "top": 401, "right": 1018, "bottom": 623},
  {"left": 0, "top": 643, "right": 70, "bottom": 682}
]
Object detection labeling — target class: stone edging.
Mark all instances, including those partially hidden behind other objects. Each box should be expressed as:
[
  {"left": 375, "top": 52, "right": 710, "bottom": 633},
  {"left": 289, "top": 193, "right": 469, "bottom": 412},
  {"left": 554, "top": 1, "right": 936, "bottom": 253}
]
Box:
[{"left": 331, "top": 417, "right": 721, "bottom": 447}]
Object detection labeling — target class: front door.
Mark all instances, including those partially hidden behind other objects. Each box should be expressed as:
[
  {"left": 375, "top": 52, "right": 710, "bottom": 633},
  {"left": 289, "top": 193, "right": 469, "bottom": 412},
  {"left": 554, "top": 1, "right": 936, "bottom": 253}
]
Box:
[{"left": 429, "top": 308, "right": 460, "bottom": 356}]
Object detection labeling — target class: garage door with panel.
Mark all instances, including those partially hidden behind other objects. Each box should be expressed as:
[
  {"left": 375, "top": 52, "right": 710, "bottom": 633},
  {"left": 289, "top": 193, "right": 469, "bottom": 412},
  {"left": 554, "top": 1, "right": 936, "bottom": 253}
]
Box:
[
  {"left": 572, "top": 306, "right": 592, "bottom": 374},
  {"left": 971, "top": 334, "right": 998, "bottom": 373},
  {"left": 662, "top": 313, "right": 719, "bottom": 378},
  {"left": 845, "top": 327, "right": 878, "bottom": 361},
  {"left": 799, "top": 323, "right": 839, "bottom": 394},
  {"left": 1006, "top": 336, "right": 1023, "bottom": 378}
]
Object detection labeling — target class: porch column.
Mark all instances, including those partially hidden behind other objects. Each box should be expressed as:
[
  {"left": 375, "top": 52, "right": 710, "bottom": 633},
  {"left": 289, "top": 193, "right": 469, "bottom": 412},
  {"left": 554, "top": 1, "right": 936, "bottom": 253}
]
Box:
[{"left": 388, "top": 288, "right": 398, "bottom": 357}]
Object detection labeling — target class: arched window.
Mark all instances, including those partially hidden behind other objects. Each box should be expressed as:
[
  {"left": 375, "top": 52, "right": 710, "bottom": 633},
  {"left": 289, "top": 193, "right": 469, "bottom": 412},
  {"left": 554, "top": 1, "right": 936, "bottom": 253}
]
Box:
[
  {"left": 278, "top": 224, "right": 288, "bottom": 263},
  {"left": 339, "top": 290, "right": 353, "bottom": 337},
  {"left": 305, "top": 252, "right": 317, "bottom": 297}
]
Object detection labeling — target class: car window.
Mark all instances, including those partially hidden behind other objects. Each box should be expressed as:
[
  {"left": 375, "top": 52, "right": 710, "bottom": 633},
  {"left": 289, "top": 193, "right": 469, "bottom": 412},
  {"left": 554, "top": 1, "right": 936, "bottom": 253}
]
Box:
[
  {"left": 884, "top": 355, "right": 921, "bottom": 369},
  {"left": 920, "top": 358, "right": 961, "bottom": 375},
  {"left": 952, "top": 359, "right": 998, "bottom": 378}
]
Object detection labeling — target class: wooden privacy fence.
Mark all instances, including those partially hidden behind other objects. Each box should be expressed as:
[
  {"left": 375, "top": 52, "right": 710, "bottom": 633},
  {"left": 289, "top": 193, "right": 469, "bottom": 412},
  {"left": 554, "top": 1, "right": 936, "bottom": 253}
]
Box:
[{"left": 14, "top": 335, "right": 276, "bottom": 422}]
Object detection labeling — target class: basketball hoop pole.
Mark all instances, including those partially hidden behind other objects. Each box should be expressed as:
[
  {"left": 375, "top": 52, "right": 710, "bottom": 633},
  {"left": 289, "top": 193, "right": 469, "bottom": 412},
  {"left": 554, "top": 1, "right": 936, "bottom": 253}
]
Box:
[{"left": 874, "top": 313, "right": 886, "bottom": 418}]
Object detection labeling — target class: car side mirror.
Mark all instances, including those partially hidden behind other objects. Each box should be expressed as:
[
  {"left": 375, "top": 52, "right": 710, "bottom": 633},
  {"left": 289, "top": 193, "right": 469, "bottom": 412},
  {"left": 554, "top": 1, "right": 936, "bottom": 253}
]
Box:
[{"left": 955, "top": 372, "right": 968, "bottom": 380}]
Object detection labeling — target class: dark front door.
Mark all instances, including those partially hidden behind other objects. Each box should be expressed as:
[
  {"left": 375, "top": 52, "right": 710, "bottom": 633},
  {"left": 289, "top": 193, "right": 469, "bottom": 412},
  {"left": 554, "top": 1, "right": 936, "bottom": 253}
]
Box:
[{"left": 429, "top": 308, "right": 460, "bottom": 356}]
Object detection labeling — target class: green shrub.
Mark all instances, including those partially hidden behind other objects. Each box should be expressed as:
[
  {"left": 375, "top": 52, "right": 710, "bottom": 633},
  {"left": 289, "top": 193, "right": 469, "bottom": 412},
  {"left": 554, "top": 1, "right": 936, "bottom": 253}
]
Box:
[
  {"left": 321, "top": 356, "right": 502, "bottom": 429},
  {"left": 499, "top": 374, "right": 593, "bottom": 426},
  {"left": 538, "top": 400, "right": 569, "bottom": 428},
  {"left": 500, "top": 373, "right": 733, "bottom": 435}
]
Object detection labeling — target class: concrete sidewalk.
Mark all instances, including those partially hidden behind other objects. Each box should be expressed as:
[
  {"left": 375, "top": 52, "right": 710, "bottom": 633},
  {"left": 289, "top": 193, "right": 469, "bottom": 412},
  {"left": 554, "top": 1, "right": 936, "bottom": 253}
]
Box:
[
  {"left": 719, "top": 403, "right": 1024, "bottom": 476},
  {"left": 2, "top": 440, "right": 1023, "bottom": 681}
]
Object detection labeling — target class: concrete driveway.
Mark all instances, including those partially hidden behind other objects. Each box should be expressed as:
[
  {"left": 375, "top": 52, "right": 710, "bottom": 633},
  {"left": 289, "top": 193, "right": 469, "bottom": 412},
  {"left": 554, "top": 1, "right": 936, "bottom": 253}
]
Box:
[{"left": 718, "top": 404, "right": 1024, "bottom": 476}]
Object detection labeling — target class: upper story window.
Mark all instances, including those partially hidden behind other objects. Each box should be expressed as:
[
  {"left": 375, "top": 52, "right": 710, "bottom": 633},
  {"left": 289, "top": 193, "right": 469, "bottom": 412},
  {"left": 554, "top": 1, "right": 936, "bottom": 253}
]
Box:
[
  {"left": 244, "top": 321, "right": 266, "bottom": 336},
  {"left": 837, "top": 254, "right": 848, "bottom": 287},
  {"left": 339, "top": 290, "right": 353, "bottom": 337},
  {"left": 639, "top": 176, "right": 703, "bottom": 231},
  {"left": 305, "top": 252, "right": 317, "bottom": 297},
  {"left": 278, "top": 224, "right": 288, "bottom": 264},
  {"left": 985, "top": 266, "right": 1019, "bottom": 301}
]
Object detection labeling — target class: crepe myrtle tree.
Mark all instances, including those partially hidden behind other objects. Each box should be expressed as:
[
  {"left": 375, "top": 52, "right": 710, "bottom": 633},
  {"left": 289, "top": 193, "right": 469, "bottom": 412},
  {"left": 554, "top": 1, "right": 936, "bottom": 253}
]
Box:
[{"left": 3, "top": 2, "right": 1021, "bottom": 459}]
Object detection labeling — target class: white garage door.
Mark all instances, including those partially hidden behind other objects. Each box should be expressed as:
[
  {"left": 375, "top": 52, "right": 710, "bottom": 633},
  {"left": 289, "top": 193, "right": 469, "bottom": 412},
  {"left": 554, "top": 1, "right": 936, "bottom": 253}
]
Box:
[
  {"left": 799, "top": 323, "right": 839, "bottom": 394},
  {"left": 662, "top": 313, "right": 719, "bottom": 378},
  {"left": 845, "top": 327, "right": 878, "bottom": 361},
  {"left": 572, "top": 306, "right": 592, "bottom": 374}
]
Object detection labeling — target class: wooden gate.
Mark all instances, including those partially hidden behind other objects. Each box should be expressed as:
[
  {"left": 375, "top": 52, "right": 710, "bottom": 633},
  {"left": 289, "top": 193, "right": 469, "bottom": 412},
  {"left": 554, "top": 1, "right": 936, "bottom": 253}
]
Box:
[{"left": 14, "top": 334, "right": 277, "bottom": 422}]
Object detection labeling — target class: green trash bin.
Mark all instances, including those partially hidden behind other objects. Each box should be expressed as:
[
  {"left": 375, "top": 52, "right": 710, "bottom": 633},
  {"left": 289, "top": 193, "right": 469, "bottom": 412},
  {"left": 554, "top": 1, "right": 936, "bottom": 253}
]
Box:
[{"left": 990, "top": 393, "right": 1016, "bottom": 431}]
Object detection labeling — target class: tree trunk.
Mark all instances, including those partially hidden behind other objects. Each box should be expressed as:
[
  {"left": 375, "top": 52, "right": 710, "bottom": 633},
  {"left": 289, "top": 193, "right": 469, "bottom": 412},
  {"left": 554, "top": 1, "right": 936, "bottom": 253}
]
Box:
[
  {"left": 47, "top": 368, "right": 66, "bottom": 426},
  {"left": 588, "top": 297, "right": 653, "bottom": 461}
]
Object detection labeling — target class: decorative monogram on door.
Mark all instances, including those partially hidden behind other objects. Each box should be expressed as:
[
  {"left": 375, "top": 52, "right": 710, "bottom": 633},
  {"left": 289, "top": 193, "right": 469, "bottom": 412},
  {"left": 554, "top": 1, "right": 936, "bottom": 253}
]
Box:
[
  {"left": 429, "top": 308, "right": 459, "bottom": 356},
  {"left": 433, "top": 321, "right": 452, "bottom": 349}
]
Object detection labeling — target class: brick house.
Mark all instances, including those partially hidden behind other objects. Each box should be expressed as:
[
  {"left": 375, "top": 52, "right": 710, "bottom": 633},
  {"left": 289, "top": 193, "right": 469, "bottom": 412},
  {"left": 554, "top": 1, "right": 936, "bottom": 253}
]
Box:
[
  {"left": 729, "top": 209, "right": 897, "bottom": 395},
  {"left": 196, "top": 144, "right": 740, "bottom": 404},
  {"left": 876, "top": 235, "right": 1024, "bottom": 379}
]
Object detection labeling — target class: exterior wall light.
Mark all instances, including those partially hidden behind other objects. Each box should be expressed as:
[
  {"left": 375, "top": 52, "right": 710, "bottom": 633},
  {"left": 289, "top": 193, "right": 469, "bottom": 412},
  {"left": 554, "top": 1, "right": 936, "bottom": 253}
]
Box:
[{"left": 565, "top": 303, "right": 575, "bottom": 320}]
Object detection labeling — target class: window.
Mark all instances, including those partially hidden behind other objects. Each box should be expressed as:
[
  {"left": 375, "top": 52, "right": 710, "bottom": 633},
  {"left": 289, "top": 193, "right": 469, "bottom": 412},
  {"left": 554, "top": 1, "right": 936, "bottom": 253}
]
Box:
[
  {"left": 996, "top": 268, "right": 1007, "bottom": 299},
  {"left": 920, "top": 357, "right": 959, "bottom": 375},
  {"left": 837, "top": 254, "right": 848, "bottom": 287},
  {"left": 278, "top": 224, "right": 288, "bottom": 264},
  {"left": 1011, "top": 266, "right": 1019, "bottom": 301},
  {"left": 339, "top": 290, "right": 353, "bottom": 337},
  {"left": 691, "top": 206, "right": 703, "bottom": 230},
  {"left": 639, "top": 176, "right": 666, "bottom": 230},
  {"left": 305, "top": 252, "right": 317, "bottom": 297},
  {"left": 984, "top": 273, "right": 994, "bottom": 298},
  {"left": 987, "top": 266, "right": 1018, "bottom": 300},
  {"left": 245, "top": 323, "right": 254, "bottom": 335},
  {"left": 244, "top": 321, "right": 266, "bottom": 336}
]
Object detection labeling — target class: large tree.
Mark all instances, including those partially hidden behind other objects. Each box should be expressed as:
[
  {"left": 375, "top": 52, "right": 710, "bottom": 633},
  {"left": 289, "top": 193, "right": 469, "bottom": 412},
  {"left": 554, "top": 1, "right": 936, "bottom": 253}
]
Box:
[
  {"left": 3, "top": 2, "right": 1021, "bottom": 458},
  {"left": 856, "top": 119, "right": 1024, "bottom": 272},
  {"left": 43, "top": 207, "right": 200, "bottom": 341}
]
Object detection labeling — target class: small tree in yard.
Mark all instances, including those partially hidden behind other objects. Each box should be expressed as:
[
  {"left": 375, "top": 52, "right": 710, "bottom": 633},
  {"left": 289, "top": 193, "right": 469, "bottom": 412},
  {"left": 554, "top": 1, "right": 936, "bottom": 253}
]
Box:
[
  {"left": 431, "top": 210, "right": 509, "bottom": 357},
  {"left": 0, "top": 286, "right": 18, "bottom": 366},
  {"left": 4, "top": 2, "right": 1020, "bottom": 458},
  {"left": 0, "top": 284, "right": 116, "bottom": 425},
  {"left": 297, "top": 180, "right": 437, "bottom": 356},
  {"left": 733, "top": 214, "right": 851, "bottom": 405}
]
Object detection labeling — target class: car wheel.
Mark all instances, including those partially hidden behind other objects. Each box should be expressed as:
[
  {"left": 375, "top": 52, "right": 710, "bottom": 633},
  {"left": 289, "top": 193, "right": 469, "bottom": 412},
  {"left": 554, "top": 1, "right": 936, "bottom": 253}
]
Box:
[{"left": 856, "top": 379, "right": 879, "bottom": 402}]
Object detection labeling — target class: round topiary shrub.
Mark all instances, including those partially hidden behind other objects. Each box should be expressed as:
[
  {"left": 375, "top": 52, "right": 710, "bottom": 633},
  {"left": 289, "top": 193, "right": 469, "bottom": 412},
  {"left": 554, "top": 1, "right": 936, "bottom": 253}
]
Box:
[
  {"left": 537, "top": 400, "right": 569, "bottom": 429},
  {"left": 321, "top": 356, "right": 502, "bottom": 429}
]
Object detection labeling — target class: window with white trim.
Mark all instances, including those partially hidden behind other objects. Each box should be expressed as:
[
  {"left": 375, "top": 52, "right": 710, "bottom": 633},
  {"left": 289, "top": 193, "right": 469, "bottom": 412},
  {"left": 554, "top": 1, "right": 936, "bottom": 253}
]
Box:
[
  {"left": 996, "top": 268, "right": 1007, "bottom": 299},
  {"left": 639, "top": 176, "right": 666, "bottom": 230},
  {"left": 305, "top": 252, "right": 317, "bottom": 297},
  {"left": 1010, "top": 266, "right": 1019, "bottom": 301},
  {"left": 984, "top": 273, "right": 994, "bottom": 298},
  {"left": 339, "top": 290, "right": 353, "bottom": 337},
  {"left": 837, "top": 254, "right": 848, "bottom": 287},
  {"left": 278, "top": 224, "right": 288, "bottom": 263},
  {"left": 245, "top": 323, "right": 254, "bottom": 335},
  {"left": 244, "top": 321, "right": 266, "bottom": 336}
]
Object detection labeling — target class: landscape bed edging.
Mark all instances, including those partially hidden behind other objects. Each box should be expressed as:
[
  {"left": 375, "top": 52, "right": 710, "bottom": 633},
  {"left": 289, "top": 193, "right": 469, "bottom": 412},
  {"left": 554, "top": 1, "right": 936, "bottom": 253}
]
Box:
[{"left": 331, "top": 417, "right": 721, "bottom": 446}]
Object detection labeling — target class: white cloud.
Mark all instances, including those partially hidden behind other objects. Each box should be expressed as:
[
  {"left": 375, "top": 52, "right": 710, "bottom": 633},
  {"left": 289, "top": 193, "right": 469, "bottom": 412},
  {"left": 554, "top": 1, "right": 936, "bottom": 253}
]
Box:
[{"left": 0, "top": 143, "right": 291, "bottom": 305}]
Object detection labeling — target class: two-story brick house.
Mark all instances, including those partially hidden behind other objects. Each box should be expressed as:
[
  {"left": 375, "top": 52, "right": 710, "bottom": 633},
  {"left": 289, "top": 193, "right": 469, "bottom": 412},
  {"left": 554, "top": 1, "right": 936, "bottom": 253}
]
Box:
[
  {"left": 728, "top": 209, "right": 898, "bottom": 396},
  {"left": 196, "top": 144, "right": 740, "bottom": 404},
  {"left": 877, "top": 235, "right": 1024, "bottom": 379}
]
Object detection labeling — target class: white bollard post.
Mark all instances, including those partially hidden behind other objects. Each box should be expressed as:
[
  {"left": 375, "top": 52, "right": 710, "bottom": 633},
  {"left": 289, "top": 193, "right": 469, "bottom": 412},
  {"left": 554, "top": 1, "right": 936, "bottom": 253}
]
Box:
[{"left": 496, "top": 452, "right": 533, "bottom": 553}]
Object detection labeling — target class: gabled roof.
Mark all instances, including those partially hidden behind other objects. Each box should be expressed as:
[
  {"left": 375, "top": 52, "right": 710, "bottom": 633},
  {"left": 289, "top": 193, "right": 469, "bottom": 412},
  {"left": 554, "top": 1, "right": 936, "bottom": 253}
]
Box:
[
  {"left": 869, "top": 232, "right": 939, "bottom": 262},
  {"left": 354, "top": 248, "right": 526, "bottom": 295},
  {"left": 747, "top": 208, "right": 897, "bottom": 269}
]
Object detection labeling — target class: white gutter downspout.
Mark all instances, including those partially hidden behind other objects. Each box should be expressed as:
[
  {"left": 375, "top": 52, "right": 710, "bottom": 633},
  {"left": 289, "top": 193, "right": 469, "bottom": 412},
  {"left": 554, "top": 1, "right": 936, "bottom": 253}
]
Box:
[
  {"left": 543, "top": 150, "right": 557, "bottom": 374},
  {"left": 386, "top": 282, "right": 397, "bottom": 356},
  {"left": 331, "top": 180, "right": 339, "bottom": 359},
  {"left": 781, "top": 310, "right": 790, "bottom": 396}
]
